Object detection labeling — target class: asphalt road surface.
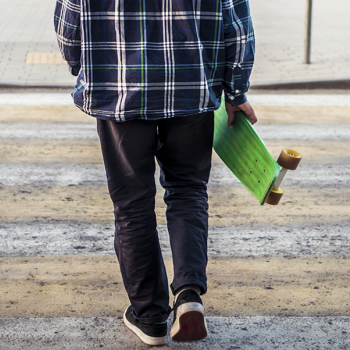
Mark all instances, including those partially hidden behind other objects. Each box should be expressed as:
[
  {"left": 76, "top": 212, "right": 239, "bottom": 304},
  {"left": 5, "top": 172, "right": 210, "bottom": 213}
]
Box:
[{"left": 0, "top": 91, "right": 350, "bottom": 349}]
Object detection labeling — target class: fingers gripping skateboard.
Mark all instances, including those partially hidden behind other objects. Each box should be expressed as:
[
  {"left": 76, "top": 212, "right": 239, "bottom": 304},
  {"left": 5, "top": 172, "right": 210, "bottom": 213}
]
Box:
[{"left": 266, "top": 149, "right": 302, "bottom": 205}]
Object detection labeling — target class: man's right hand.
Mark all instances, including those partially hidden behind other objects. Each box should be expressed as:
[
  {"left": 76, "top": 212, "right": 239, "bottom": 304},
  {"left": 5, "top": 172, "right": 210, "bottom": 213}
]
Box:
[{"left": 225, "top": 100, "right": 258, "bottom": 126}]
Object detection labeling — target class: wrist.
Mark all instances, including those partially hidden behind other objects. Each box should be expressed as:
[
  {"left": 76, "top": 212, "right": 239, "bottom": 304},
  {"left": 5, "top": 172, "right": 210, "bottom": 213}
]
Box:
[{"left": 224, "top": 91, "right": 247, "bottom": 106}]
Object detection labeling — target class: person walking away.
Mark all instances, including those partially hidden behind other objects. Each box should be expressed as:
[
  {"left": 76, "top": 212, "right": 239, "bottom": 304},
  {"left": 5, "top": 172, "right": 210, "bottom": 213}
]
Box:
[{"left": 54, "top": 0, "right": 257, "bottom": 345}]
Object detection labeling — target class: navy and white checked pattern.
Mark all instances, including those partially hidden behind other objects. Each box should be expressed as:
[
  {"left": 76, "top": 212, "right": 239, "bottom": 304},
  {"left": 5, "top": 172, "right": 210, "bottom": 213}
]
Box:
[{"left": 54, "top": 0, "right": 255, "bottom": 121}]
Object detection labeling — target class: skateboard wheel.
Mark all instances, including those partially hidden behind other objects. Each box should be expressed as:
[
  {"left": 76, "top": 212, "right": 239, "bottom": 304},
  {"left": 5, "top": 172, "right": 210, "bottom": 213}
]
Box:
[
  {"left": 277, "top": 148, "right": 302, "bottom": 170},
  {"left": 266, "top": 187, "right": 284, "bottom": 205}
]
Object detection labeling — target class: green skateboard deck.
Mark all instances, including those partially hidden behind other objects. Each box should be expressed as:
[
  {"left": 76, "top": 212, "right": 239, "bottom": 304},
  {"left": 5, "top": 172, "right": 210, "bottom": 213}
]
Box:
[{"left": 213, "top": 99, "right": 280, "bottom": 205}]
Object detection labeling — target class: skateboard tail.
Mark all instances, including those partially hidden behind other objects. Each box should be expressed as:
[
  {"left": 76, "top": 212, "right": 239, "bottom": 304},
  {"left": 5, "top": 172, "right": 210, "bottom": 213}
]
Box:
[{"left": 260, "top": 168, "right": 280, "bottom": 205}]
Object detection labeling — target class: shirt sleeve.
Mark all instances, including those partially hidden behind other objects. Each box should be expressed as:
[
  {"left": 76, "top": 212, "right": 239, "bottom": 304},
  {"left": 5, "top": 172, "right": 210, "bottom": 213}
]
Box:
[
  {"left": 222, "top": 0, "right": 255, "bottom": 106},
  {"left": 54, "top": 0, "right": 82, "bottom": 76}
]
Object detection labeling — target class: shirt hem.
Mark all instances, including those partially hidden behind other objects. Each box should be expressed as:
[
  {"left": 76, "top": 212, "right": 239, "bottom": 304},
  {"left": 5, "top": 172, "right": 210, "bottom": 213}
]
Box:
[{"left": 73, "top": 101, "right": 222, "bottom": 121}]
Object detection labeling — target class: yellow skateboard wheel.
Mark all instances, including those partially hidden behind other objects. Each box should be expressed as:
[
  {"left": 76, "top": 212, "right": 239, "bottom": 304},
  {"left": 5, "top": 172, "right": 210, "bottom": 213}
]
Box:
[
  {"left": 277, "top": 148, "right": 302, "bottom": 170},
  {"left": 266, "top": 187, "right": 284, "bottom": 205}
]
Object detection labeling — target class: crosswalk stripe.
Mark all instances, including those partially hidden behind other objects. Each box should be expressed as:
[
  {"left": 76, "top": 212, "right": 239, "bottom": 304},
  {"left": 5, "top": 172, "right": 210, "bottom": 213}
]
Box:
[
  {"left": 0, "top": 123, "right": 97, "bottom": 139},
  {"left": 0, "top": 163, "right": 349, "bottom": 187},
  {"left": 0, "top": 139, "right": 347, "bottom": 166},
  {"left": 1, "top": 255, "right": 350, "bottom": 319},
  {"left": 1, "top": 93, "right": 350, "bottom": 106},
  {"left": 1, "top": 316, "right": 349, "bottom": 349},
  {"left": 1, "top": 123, "right": 349, "bottom": 140},
  {"left": 1, "top": 222, "right": 349, "bottom": 257},
  {"left": 0, "top": 138, "right": 102, "bottom": 164},
  {"left": 2, "top": 105, "right": 350, "bottom": 124},
  {"left": 1, "top": 185, "right": 349, "bottom": 226}
]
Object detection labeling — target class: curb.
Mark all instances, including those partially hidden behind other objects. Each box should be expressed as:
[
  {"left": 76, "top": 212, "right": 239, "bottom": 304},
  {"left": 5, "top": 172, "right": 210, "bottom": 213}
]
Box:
[{"left": 0, "top": 82, "right": 73, "bottom": 90}]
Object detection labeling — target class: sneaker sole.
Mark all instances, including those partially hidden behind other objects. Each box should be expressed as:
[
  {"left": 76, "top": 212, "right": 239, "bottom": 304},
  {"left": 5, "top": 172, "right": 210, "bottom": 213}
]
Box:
[
  {"left": 123, "top": 309, "right": 167, "bottom": 346},
  {"left": 170, "top": 302, "right": 207, "bottom": 342}
]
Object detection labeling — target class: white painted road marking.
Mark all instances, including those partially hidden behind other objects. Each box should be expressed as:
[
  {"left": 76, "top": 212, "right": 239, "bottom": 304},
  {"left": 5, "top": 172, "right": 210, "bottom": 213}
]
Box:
[
  {"left": 0, "top": 316, "right": 349, "bottom": 350},
  {"left": 249, "top": 94, "right": 350, "bottom": 107},
  {"left": 1, "top": 93, "right": 350, "bottom": 106},
  {"left": 253, "top": 124, "right": 350, "bottom": 140},
  {"left": 1, "top": 123, "right": 350, "bottom": 140},
  {"left": 0, "top": 163, "right": 349, "bottom": 187},
  {"left": 0, "top": 164, "right": 107, "bottom": 186},
  {"left": 1, "top": 222, "right": 349, "bottom": 257},
  {"left": 0, "top": 123, "right": 97, "bottom": 139},
  {"left": 210, "top": 164, "right": 350, "bottom": 187},
  {"left": 0, "top": 94, "right": 75, "bottom": 106}
]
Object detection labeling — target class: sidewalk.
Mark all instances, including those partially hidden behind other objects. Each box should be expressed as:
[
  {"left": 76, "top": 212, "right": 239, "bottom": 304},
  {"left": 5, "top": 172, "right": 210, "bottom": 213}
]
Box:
[{"left": 0, "top": 0, "right": 349, "bottom": 88}]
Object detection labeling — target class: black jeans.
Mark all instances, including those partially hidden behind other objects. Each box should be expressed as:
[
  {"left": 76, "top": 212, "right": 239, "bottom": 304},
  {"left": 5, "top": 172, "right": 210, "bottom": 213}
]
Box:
[{"left": 97, "top": 112, "right": 214, "bottom": 324}]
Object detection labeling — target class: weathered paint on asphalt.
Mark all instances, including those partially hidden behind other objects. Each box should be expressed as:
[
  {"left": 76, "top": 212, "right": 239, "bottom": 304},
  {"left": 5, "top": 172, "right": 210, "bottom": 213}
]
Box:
[
  {"left": 0, "top": 139, "right": 348, "bottom": 166},
  {"left": 1, "top": 105, "right": 350, "bottom": 124},
  {"left": 0, "top": 105, "right": 94, "bottom": 123},
  {"left": 0, "top": 163, "right": 349, "bottom": 187},
  {"left": 0, "top": 123, "right": 97, "bottom": 139},
  {"left": 1, "top": 222, "right": 349, "bottom": 257},
  {"left": 250, "top": 106, "right": 350, "bottom": 124},
  {"left": 1, "top": 185, "right": 349, "bottom": 226},
  {"left": 1, "top": 93, "right": 350, "bottom": 106},
  {"left": 2, "top": 123, "right": 350, "bottom": 140},
  {"left": 1, "top": 255, "right": 350, "bottom": 318},
  {"left": 0, "top": 164, "right": 107, "bottom": 186},
  {"left": 1, "top": 316, "right": 349, "bottom": 350},
  {"left": 1, "top": 94, "right": 350, "bottom": 349}
]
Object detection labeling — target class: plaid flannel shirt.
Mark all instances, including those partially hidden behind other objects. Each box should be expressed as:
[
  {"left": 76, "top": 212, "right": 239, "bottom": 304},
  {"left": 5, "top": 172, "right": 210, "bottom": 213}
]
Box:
[{"left": 54, "top": 0, "right": 255, "bottom": 121}]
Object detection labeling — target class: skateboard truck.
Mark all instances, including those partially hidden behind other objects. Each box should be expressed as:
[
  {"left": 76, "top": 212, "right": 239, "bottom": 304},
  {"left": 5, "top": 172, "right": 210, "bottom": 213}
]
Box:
[{"left": 265, "top": 148, "right": 302, "bottom": 205}]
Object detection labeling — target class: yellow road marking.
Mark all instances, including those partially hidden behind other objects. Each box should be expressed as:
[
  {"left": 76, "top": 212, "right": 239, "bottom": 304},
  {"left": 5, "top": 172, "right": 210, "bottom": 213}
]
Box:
[
  {"left": 0, "top": 138, "right": 347, "bottom": 166},
  {"left": 1, "top": 185, "right": 349, "bottom": 226},
  {"left": 1, "top": 106, "right": 350, "bottom": 124},
  {"left": 0, "top": 139, "right": 102, "bottom": 164},
  {"left": 1, "top": 255, "right": 349, "bottom": 318},
  {"left": 25, "top": 53, "right": 66, "bottom": 65},
  {"left": 0, "top": 106, "right": 93, "bottom": 124},
  {"left": 253, "top": 106, "right": 350, "bottom": 124}
]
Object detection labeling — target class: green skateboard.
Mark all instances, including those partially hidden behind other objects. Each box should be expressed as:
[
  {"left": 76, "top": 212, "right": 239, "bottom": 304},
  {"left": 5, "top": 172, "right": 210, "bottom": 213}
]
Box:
[{"left": 213, "top": 99, "right": 301, "bottom": 205}]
